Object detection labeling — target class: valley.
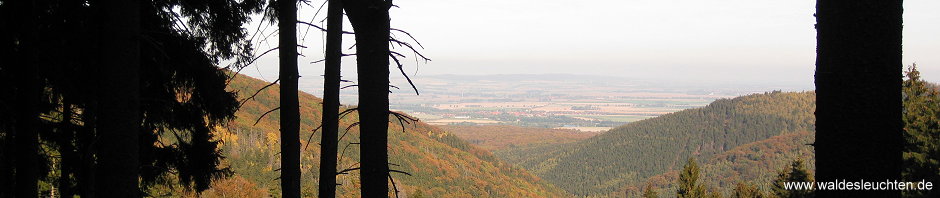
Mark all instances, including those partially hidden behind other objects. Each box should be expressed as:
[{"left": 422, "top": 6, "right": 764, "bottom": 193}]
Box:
[{"left": 304, "top": 74, "right": 809, "bottom": 130}]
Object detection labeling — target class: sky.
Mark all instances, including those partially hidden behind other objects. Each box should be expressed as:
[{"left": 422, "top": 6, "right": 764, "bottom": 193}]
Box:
[{"left": 243, "top": 0, "right": 940, "bottom": 91}]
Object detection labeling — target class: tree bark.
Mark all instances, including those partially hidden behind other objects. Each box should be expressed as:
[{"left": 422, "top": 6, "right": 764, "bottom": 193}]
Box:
[
  {"left": 344, "top": 0, "right": 391, "bottom": 196},
  {"left": 278, "top": 0, "right": 301, "bottom": 197},
  {"left": 58, "top": 101, "right": 75, "bottom": 198},
  {"left": 96, "top": 0, "right": 141, "bottom": 196},
  {"left": 815, "top": 0, "right": 902, "bottom": 197},
  {"left": 77, "top": 103, "right": 97, "bottom": 198},
  {"left": 11, "top": 0, "right": 40, "bottom": 197},
  {"left": 318, "top": 0, "right": 343, "bottom": 197}
]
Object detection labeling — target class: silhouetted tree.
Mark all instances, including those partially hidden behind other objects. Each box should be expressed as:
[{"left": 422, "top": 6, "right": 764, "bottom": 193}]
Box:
[
  {"left": 0, "top": 0, "right": 263, "bottom": 196},
  {"left": 278, "top": 0, "right": 302, "bottom": 197},
  {"left": 318, "top": 0, "right": 344, "bottom": 196},
  {"left": 7, "top": 0, "right": 43, "bottom": 197},
  {"left": 815, "top": 0, "right": 902, "bottom": 197},
  {"left": 677, "top": 158, "right": 705, "bottom": 198},
  {"left": 901, "top": 64, "right": 940, "bottom": 198},
  {"left": 95, "top": 0, "right": 141, "bottom": 196},
  {"left": 344, "top": 0, "right": 392, "bottom": 196}
]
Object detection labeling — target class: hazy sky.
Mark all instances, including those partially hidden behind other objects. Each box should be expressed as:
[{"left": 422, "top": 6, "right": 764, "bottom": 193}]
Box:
[{"left": 243, "top": 0, "right": 940, "bottom": 90}]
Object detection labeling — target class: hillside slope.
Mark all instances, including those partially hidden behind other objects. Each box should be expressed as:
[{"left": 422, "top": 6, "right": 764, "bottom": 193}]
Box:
[
  {"left": 497, "top": 91, "right": 815, "bottom": 196},
  {"left": 632, "top": 131, "right": 814, "bottom": 197},
  {"left": 212, "top": 73, "right": 568, "bottom": 197}
]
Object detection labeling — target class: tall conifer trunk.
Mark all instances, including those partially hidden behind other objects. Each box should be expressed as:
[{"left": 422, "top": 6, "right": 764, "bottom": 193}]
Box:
[
  {"left": 344, "top": 0, "right": 391, "bottom": 196},
  {"left": 96, "top": 0, "right": 140, "bottom": 196},
  {"left": 278, "top": 0, "right": 302, "bottom": 197},
  {"left": 11, "top": 0, "right": 40, "bottom": 196},
  {"left": 58, "top": 101, "right": 75, "bottom": 198},
  {"left": 318, "top": 0, "right": 343, "bottom": 196},
  {"left": 815, "top": 0, "right": 902, "bottom": 197}
]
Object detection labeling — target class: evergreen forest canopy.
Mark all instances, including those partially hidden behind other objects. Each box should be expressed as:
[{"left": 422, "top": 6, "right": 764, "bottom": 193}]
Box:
[
  {"left": 1, "top": 0, "right": 264, "bottom": 197},
  {"left": 496, "top": 91, "right": 817, "bottom": 197}
]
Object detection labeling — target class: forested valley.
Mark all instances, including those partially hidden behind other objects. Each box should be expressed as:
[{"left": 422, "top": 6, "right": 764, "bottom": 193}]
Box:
[{"left": 2, "top": 0, "right": 935, "bottom": 198}]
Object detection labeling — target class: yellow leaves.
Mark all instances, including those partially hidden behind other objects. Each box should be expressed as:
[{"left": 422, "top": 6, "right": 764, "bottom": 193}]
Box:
[
  {"left": 215, "top": 125, "right": 238, "bottom": 147},
  {"left": 265, "top": 131, "right": 279, "bottom": 148}
]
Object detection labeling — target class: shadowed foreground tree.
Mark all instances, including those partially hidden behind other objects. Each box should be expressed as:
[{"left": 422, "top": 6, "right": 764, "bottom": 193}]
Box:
[
  {"left": 96, "top": 0, "right": 141, "bottom": 196},
  {"left": 0, "top": 0, "right": 264, "bottom": 196},
  {"left": 318, "top": 0, "right": 344, "bottom": 196},
  {"left": 344, "top": 0, "right": 392, "bottom": 196},
  {"left": 815, "top": 0, "right": 902, "bottom": 197},
  {"left": 7, "top": 0, "right": 43, "bottom": 197},
  {"left": 278, "top": 0, "right": 302, "bottom": 196}
]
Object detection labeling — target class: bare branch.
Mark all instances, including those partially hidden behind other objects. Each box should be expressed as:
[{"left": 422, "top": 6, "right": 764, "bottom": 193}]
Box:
[
  {"left": 338, "top": 167, "right": 361, "bottom": 175},
  {"left": 238, "top": 78, "right": 280, "bottom": 109},
  {"left": 338, "top": 108, "right": 359, "bottom": 120},
  {"left": 302, "top": 124, "right": 324, "bottom": 151},
  {"left": 389, "top": 169, "right": 412, "bottom": 176},
  {"left": 390, "top": 54, "right": 420, "bottom": 95},
  {"left": 389, "top": 173, "right": 402, "bottom": 198},
  {"left": 390, "top": 28, "right": 425, "bottom": 49},
  {"left": 389, "top": 39, "right": 431, "bottom": 62},
  {"left": 338, "top": 122, "right": 360, "bottom": 143},
  {"left": 389, "top": 111, "right": 419, "bottom": 133},
  {"left": 340, "top": 84, "right": 359, "bottom": 90},
  {"left": 254, "top": 107, "right": 281, "bottom": 126}
]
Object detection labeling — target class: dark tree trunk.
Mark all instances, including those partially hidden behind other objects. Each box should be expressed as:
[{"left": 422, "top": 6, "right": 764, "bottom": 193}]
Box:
[
  {"left": 13, "top": 79, "right": 40, "bottom": 197},
  {"left": 318, "top": 0, "right": 343, "bottom": 196},
  {"left": 77, "top": 103, "right": 97, "bottom": 198},
  {"left": 11, "top": 0, "right": 40, "bottom": 197},
  {"left": 815, "top": 0, "right": 902, "bottom": 197},
  {"left": 278, "top": 0, "right": 301, "bottom": 197},
  {"left": 95, "top": 0, "right": 140, "bottom": 196},
  {"left": 58, "top": 101, "right": 75, "bottom": 198},
  {"left": 344, "top": 0, "right": 391, "bottom": 196}
]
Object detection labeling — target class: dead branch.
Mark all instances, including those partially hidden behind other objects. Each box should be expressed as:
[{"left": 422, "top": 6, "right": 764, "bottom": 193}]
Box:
[
  {"left": 302, "top": 124, "right": 324, "bottom": 151},
  {"left": 337, "top": 167, "right": 360, "bottom": 175},
  {"left": 338, "top": 108, "right": 359, "bottom": 119},
  {"left": 390, "top": 54, "right": 419, "bottom": 95},
  {"left": 388, "top": 173, "right": 402, "bottom": 198},
  {"left": 253, "top": 107, "right": 281, "bottom": 126},
  {"left": 340, "top": 84, "right": 358, "bottom": 90},
  {"left": 338, "top": 122, "right": 360, "bottom": 143},
  {"left": 390, "top": 28, "right": 425, "bottom": 49},
  {"left": 237, "top": 78, "right": 280, "bottom": 109}
]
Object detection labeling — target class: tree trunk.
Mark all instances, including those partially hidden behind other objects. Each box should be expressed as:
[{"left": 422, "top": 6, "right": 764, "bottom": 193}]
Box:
[
  {"left": 344, "top": 0, "right": 391, "bottom": 196},
  {"left": 96, "top": 0, "right": 140, "bottom": 196},
  {"left": 58, "top": 101, "right": 75, "bottom": 198},
  {"left": 815, "top": 0, "right": 902, "bottom": 197},
  {"left": 278, "top": 0, "right": 301, "bottom": 197},
  {"left": 12, "top": 0, "right": 40, "bottom": 196},
  {"left": 318, "top": 0, "right": 343, "bottom": 196},
  {"left": 78, "top": 102, "right": 97, "bottom": 198}
]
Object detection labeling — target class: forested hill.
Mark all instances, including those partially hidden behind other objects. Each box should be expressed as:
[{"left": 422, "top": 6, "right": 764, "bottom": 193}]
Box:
[
  {"left": 186, "top": 73, "right": 568, "bottom": 197},
  {"left": 497, "top": 91, "right": 815, "bottom": 197},
  {"left": 633, "top": 131, "right": 815, "bottom": 197}
]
